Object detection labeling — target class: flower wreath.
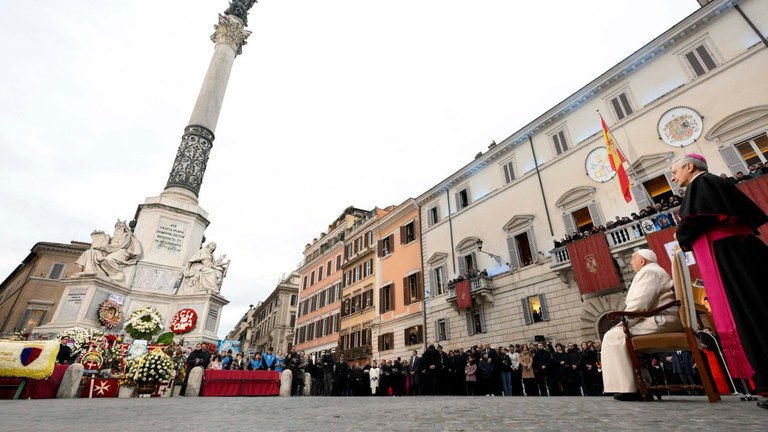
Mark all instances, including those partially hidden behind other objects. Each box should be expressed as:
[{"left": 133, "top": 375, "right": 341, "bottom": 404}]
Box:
[
  {"left": 169, "top": 308, "right": 197, "bottom": 335},
  {"left": 97, "top": 300, "right": 122, "bottom": 329},
  {"left": 124, "top": 306, "right": 164, "bottom": 341}
]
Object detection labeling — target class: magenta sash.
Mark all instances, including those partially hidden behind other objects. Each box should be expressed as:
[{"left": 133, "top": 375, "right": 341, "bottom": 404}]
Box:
[{"left": 691, "top": 224, "right": 755, "bottom": 378}]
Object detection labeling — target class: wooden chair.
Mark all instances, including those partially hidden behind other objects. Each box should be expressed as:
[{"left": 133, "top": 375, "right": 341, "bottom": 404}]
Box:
[{"left": 607, "top": 250, "right": 720, "bottom": 402}]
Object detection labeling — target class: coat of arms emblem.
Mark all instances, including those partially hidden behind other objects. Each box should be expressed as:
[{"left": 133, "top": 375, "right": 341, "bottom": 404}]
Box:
[{"left": 584, "top": 253, "right": 598, "bottom": 273}]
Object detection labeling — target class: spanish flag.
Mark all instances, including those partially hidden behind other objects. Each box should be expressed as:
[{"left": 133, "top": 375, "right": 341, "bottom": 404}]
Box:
[{"left": 600, "top": 114, "right": 632, "bottom": 203}]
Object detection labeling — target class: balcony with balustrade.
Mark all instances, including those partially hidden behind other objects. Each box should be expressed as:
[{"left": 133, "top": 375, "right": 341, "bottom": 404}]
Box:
[
  {"left": 445, "top": 273, "right": 495, "bottom": 312},
  {"left": 550, "top": 207, "right": 680, "bottom": 272}
]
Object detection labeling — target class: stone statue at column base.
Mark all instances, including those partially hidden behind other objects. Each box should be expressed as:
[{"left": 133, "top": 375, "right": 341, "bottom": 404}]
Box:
[
  {"left": 72, "top": 220, "right": 143, "bottom": 283},
  {"left": 178, "top": 242, "right": 230, "bottom": 294}
]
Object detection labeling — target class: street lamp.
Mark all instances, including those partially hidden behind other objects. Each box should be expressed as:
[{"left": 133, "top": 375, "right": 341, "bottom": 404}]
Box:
[{"left": 475, "top": 240, "right": 508, "bottom": 266}]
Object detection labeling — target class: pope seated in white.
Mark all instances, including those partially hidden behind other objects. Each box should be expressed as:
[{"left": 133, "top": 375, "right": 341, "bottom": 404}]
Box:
[{"left": 601, "top": 249, "right": 682, "bottom": 400}]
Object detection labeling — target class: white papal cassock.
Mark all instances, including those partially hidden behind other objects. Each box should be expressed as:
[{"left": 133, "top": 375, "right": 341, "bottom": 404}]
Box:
[{"left": 602, "top": 262, "right": 682, "bottom": 393}]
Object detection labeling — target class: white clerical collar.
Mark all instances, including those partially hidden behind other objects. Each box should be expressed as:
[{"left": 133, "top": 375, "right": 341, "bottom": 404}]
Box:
[{"left": 690, "top": 171, "right": 706, "bottom": 183}]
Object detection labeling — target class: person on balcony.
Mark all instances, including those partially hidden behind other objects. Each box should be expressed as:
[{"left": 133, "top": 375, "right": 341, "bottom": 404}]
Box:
[
  {"left": 601, "top": 249, "right": 680, "bottom": 401},
  {"left": 671, "top": 153, "right": 768, "bottom": 410}
]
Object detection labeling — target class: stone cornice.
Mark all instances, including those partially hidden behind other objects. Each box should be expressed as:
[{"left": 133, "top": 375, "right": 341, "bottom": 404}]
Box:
[
  {"left": 416, "top": 0, "right": 736, "bottom": 205},
  {"left": 133, "top": 201, "right": 211, "bottom": 228},
  {"left": 33, "top": 242, "right": 89, "bottom": 256},
  {"left": 375, "top": 199, "right": 418, "bottom": 233}
]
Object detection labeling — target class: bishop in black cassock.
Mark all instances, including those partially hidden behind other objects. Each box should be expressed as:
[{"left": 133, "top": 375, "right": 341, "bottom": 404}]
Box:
[{"left": 672, "top": 153, "right": 768, "bottom": 409}]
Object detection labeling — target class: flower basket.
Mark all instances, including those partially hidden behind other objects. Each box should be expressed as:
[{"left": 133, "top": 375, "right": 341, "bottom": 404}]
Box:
[{"left": 127, "top": 348, "right": 175, "bottom": 396}]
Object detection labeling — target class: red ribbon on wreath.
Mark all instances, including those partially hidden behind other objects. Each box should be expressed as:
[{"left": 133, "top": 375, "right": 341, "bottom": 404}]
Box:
[{"left": 169, "top": 308, "right": 198, "bottom": 334}]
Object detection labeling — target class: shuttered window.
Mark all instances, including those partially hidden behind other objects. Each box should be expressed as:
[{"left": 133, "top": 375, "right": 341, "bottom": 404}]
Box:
[
  {"left": 466, "top": 308, "right": 486, "bottom": 336},
  {"left": 428, "top": 206, "right": 440, "bottom": 226},
  {"left": 457, "top": 252, "right": 476, "bottom": 276},
  {"left": 379, "top": 284, "right": 395, "bottom": 313},
  {"left": 502, "top": 160, "right": 516, "bottom": 184},
  {"left": 15, "top": 308, "right": 47, "bottom": 333},
  {"left": 400, "top": 221, "right": 417, "bottom": 244},
  {"left": 552, "top": 130, "right": 569, "bottom": 155},
  {"left": 378, "top": 332, "right": 394, "bottom": 351},
  {"left": 610, "top": 92, "right": 634, "bottom": 121},
  {"left": 507, "top": 228, "right": 539, "bottom": 271},
  {"left": 455, "top": 187, "right": 471, "bottom": 211},
  {"left": 435, "top": 319, "right": 450, "bottom": 341},
  {"left": 403, "top": 272, "right": 422, "bottom": 305},
  {"left": 404, "top": 325, "right": 423, "bottom": 346},
  {"left": 522, "top": 294, "right": 550, "bottom": 325},
  {"left": 48, "top": 263, "right": 65, "bottom": 279},
  {"left": 684, "top": 44, "right": 718, "bottom": 78},
  {"left": 432, "top": 265, "right": 447, "bottom": 295},
  {"left": 378, "top": 234, "right": 395, "bottom": 257}
]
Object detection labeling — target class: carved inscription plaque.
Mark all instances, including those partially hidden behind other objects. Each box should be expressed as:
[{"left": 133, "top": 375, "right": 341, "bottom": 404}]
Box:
[{"left": 153, "top": 218, "right": 187, "bottom": 255}]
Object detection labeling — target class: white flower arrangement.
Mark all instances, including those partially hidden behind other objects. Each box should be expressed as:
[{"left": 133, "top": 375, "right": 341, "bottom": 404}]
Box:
[
  {"left": 127, "top": 348, "right": 175, "bottom": 384},
  {"left": 123, "top": 306, "right": 165, "bottom": 340}
]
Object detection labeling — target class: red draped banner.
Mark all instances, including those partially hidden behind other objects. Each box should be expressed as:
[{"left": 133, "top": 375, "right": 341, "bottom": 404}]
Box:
[
  {"left": 567, "top": 234, "right": 622, "bottom": 296},
  {"left": 456, "top": 280, "right": 472, "bottom": 309},
  {"left": 645, "top": 226, "right": 702, "bottom": 283},
  {"left": 201, "top": 369, "right": 280, "bottom": 397},
  {"left": 0, "top": 364, "right": 69, "bottom": 399},
  {"left": 736, "top": 176, "right": 768, "bottom": 245}
]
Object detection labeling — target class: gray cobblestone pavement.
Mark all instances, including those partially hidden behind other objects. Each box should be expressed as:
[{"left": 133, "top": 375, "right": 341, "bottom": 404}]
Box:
[{"left": 0, "top": 395, "right": 765, "bottom": 432}]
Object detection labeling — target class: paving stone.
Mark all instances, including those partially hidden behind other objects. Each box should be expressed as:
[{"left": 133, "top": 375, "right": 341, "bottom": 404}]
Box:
[{"left": 0, "top": 395, "right": 765, "bottom": 431}]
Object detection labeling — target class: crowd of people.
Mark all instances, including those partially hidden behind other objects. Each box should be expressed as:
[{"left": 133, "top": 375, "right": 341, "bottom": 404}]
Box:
[
  {"left": 724, "top": 162, "right": 768, "bottom": 184},
  {"left": 553, "top": 194, "right": 683, "bottom": 248},
  {"left": 175, "top": 340, "right": 720, "bottom": 398}
]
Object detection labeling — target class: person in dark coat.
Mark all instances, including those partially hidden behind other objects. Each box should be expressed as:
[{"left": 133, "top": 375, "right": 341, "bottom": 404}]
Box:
[
  {"left": 454, "top": 348, "right": 468, "bottom": 395},
  {"left": 409, "top": 350, "right": 423, "bottom": 396},
  {"left": 552, "top": 343, "right": 569, "bottom": 396},
  {"left": 321, "top": 351, "right": 335, "bottom": 396},
  {"left": 186, "top": 343, "right": 211, "bottom": 371},
  {"left": 533, "top": 342, "right": 553, "bottom": 396},
  {"left": 334, "top": 355, "right": 351, "bottom": 396},
  {"left": 56, "top": 336, "right": 72, "bottom": 364},
  {"left": 230, "top": 352, "right": 246, "bottom": 370},
  {"left": 391, "top": 358, "right": 404, "bottom": 396},
  {"left": 422, "top": 345, "right": 441, "bottom": 395},
  {"left": 672, "top": 153, "right": 768, "bottom": 409}
]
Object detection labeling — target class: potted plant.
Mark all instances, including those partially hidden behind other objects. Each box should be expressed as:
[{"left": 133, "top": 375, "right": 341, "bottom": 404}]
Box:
[{"left": 128, "top": 348, "right": 175, "bottom": 396}]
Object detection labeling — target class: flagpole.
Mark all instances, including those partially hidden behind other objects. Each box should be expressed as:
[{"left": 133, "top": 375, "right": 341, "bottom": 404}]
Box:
[
  {"left": 596, "top": 110, "right": 650, "bottom": 206},
  {"left": 596, "top": 110, "right": 640, "bottom": 183}
]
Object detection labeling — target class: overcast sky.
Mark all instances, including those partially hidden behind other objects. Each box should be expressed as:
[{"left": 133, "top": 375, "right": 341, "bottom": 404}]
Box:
[{"left": 0, "top": 1, "right": 699, "bottom": 338}]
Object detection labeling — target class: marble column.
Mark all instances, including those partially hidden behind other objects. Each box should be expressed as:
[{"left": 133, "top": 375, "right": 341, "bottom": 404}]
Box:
[{"left": 164, "top": 13, "right": 252, "bottom": 202}]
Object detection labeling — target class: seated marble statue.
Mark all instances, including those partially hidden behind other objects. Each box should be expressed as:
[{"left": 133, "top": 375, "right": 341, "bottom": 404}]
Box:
[
  {"left": 73, "top": 220, "right": 143, "bottom": 283},
  {"left": 180, "top": 242, "right": 230, "bottom": 293}
]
